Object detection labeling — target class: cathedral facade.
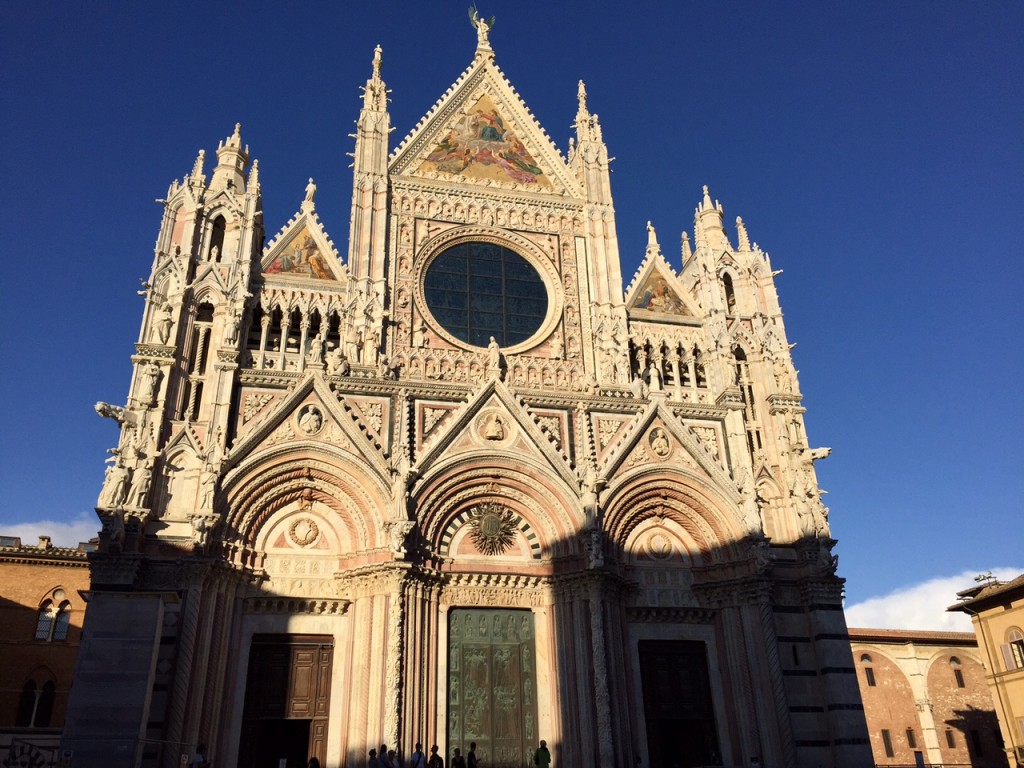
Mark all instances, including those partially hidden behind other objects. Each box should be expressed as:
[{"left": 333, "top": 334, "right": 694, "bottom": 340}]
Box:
[{"left": 62, "top": 23, "right": 870, "bottom": 768}]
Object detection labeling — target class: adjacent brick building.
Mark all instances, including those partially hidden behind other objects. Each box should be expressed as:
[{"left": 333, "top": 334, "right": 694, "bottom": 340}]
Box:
[
  {"left": 0, "top": 534, "right": 94, "bottom": 767},
  {"left": 850, "top": 627, "right": 1007, "bottom": 767}
]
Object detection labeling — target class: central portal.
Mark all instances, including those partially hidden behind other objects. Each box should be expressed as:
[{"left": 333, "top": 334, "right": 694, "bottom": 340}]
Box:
[{"left": 448, "top": 609, "right": 537, "bottom": 768}]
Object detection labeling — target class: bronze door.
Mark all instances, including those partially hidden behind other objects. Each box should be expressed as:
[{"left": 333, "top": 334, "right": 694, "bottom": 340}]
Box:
[
  {"left": 639, "top": 640, "right": 719, "bottom": 768},
  {"left": 238, "top": 634, "right": 333, "bottom": 768},
  {"left": 448, "top": 609, "right": 537, "bottom": 768}
]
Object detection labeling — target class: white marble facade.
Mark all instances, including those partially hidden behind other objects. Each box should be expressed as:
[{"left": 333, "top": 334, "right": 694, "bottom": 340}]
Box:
[{"left": 63, "top": 21, "right": 870, "bottom": 768}]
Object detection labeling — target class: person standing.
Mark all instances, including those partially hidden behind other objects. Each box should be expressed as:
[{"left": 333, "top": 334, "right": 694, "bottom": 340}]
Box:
[
  {"left": 467, "top": 743, "right": 478, "bottom": 768},
  {"left": 427, "top": 745, "right": 444, "bottom": 768},
  {"left": 452, "top": 748, "right": 466, "bottom": 768},
  {"left": 369, "top": 749, "right": 382, "bottom": 768},
  {"left": 533, "top": 740, "right": 550, "bottom": 768},
  {"left": 410, "top": 743, "right": 427, "bottom": 768}
]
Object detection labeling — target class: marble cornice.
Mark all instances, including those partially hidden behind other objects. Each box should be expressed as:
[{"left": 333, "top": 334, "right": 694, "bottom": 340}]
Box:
[
  {"left": 391, "top": 178, "right": 585, "bottom": 212},
  {"left": 626, "top": 606, "right": 716, "bottom": 624}
]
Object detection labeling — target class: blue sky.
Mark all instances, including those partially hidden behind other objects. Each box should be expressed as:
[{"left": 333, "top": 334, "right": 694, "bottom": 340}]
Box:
[{"left": 2, "top": 2, "right": 1021, "bottom": 629}]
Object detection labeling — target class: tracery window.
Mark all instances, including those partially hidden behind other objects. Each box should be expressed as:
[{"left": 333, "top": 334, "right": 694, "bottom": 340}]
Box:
[
  {"left": 15, "top": 678, "right": 55, "bottom": 728},
  {"left": 423, "top": 241, "right": 547, "bottom": 348},
  {"left": 35, "top": 590, "right": 71, "bottom": 642}
]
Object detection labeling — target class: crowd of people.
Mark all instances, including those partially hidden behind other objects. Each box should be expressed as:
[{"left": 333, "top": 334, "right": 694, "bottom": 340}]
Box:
[{"left": 366, "top": 739, "right": 551, "bottom": 768}]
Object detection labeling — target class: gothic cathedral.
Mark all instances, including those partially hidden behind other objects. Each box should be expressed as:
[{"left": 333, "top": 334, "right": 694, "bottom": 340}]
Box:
[{"left": 63, "top": 22, "right": 870, "bottom": 768}]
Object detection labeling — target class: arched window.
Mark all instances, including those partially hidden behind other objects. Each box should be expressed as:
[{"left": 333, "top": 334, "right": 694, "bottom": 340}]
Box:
[
  {"left": 182, "top": 302, "right": 215, "bottom": 420},
  {"left": 860, "top": 653, "right": 876, "bottom": 687},
  {"left": 35, "top": 681, "right": 55, "bottom": 727},
  {"left": 14, "top": 676, "right": 55, "bottom": 728},
  {"left": 950, "top": 656, "right": 965, "bottom": 688},
  {"left": 722, "top": 272, "right": 736, "bottom": 313},
  {"left": 1003, "top": 627, "right": 1024, "bottom": 670},
  {"left": 34, "top": 601, "right": 55, "bottom": 640},
  {"left": 208, "top": 215, "right": 226, "bottom": 262},
  {"left": 34, "top": 591, "right": 71, "bottom": 642},
  {"left": 15, "top": 681, "right": 36, "bottom": 726}
]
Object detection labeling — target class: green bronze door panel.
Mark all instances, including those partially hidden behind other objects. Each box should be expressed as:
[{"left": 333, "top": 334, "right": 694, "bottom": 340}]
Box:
[{"left": 448, "top": 609, "right": 536, "bottom": 768}]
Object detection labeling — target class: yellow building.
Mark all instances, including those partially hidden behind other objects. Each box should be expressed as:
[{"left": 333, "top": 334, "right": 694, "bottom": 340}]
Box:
[{"left": 950, "top": 574, "right": 1024, "bottom": 766}]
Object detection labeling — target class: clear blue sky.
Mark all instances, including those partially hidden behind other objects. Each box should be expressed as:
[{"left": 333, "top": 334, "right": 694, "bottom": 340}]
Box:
[{"left": 2, "top": 2, "right": 1021, "bottom": 616}]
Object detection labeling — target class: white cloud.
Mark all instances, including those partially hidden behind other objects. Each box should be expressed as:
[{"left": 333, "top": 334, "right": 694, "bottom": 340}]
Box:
[
  {"left": 846, "top": 568, "right": 1024, "bottom": 632},
  {"left": 0, "top": 511, "right": 101, "bottom": 549}
]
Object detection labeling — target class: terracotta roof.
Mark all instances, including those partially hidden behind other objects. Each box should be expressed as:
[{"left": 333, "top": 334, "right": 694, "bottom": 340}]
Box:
[
  {"left": 949, "top": 573, "right": 1024, "bottom": 613},
  {"left": 848, "top": 627, "right": 977, "bottom": 644}
]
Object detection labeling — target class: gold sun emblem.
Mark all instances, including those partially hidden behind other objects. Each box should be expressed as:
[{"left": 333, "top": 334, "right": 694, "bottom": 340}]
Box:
[{"left": 468, "top": 502, "right": 518, "bottom": 556}]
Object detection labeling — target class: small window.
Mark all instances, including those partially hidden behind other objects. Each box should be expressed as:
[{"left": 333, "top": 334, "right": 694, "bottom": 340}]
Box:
[
  {"left": 950, "top": 656, "right": 965, "bottom": 688},
  {"left": 969, "top": 729, "right": 983, "bottom": 757},
  {"left": 860, "top": 653, "right": 876, "bottom": 687},
  {"left": 906, "top": 728, "right": 916, "bottom": 748},
  {"left": 1007, "top": 628, "right": 1024, "bottom": 670},
  {"left": 945, "top": 729, "right": 956, "bottom": 748},
  {"left": 881, "top": 729, "right": 894, "bottom": 758}
]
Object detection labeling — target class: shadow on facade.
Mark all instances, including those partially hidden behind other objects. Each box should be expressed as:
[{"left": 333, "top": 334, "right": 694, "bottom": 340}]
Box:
[
  {"left": 947, "top": 705, "right": 1007, "bottom": 768},
  {"left": 62, "top": 474, "right": 863, "bottom": 768}
]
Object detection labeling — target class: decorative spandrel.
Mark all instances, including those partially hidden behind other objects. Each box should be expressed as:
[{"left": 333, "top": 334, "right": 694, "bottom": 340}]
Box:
[{"left": 449, "top": 609, "right": 536, "bottom": 768}]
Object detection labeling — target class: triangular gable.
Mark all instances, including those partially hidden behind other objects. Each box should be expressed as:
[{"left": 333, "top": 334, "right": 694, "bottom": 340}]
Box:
[
  {"left": 601, "top": 402, "right": 739, "bottom": 503},
  {"left": 261, "top": 205, "right": 346, "bottom": 282},
  {"left": 416, "top": 93, "right": 553, "bottom": 189},
  {"left": 222, "top": 374, "right": 388, "bottom": 478},
  {"left": 390, "top": 57, "right": 582, "bottom": 197},
  {"left": 625, "top": 258, "right": 699, "bottom": 320},
  {"left": 414, "top": 379, "right": 576, "bottom": 488}
]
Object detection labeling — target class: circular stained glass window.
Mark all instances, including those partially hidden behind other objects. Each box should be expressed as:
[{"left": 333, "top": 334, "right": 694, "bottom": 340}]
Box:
[{"left": 423, "top": 241, "right": 548, "bottom": 348}]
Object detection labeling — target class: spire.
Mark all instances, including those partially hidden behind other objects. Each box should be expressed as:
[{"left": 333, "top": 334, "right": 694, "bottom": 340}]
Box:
[
  {"left": 348, "top": 44, "right": 392, "bottom": 286},
  {"left": 211, "top": 123, "right": 249, "bottom": 191},
  {"left": 301, "top": 177, "right": 317, "bottom": 212},
  {"left": 681, "top": 231, "right": 692, "bottom": 263},
  {"left": 190, "top": 149, "right": 206, "bottom": 183},
  {"left": 246, "top": 159, "right": 260, "bottom": 195},
  {"left": 362, "top": 44, "right": 388, "bottom": 111},
  {"left": 736, "top": 216, "right": 750, "bottom": 251},
  {"left": 470, "top": 7, "right": 495, "bottom": 59},
  {"left": 646, "top": 221, "right": 661, "bottom": 259},
  {"left": 696, "top": 184, "right": 730, "bottom": 250}
]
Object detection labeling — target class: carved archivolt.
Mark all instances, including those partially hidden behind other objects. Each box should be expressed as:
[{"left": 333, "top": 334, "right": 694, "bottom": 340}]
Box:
[
  {"left": 603, "top": 474, "right": 743, "bottom": 563},
  {"left": 223, "top": 456, "right": 384, "bottom": 550},
  {"left": 416, "top": 464, "right": 578, "bottom": 560}
]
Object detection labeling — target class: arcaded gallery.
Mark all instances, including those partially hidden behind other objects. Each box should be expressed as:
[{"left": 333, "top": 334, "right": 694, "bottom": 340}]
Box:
[{"left": 61, "top": 18, "right": 871, "bottom": 768}]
